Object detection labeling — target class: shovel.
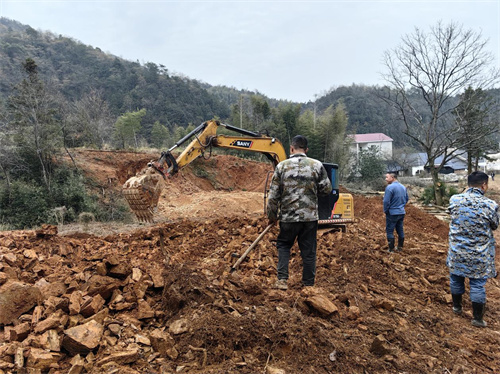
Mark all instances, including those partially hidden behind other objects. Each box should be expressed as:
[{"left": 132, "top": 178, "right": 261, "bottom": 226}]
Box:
[{"left": 230, "top": 223, "right": 273, "bottom": 272}]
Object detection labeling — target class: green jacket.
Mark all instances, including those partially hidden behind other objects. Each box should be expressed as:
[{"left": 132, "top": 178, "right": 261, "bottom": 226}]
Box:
[{"left": 266, "top": 153, "right": 332, "bottom": 222}]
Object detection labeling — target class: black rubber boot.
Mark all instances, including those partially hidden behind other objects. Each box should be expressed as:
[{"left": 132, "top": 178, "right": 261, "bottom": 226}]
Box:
[
  {"left": 396, "top": 237, "right": 404, "bottom": 252},
  {"left": 388, "top": 238, "right": 395, "bottom": 252},
  {"left": 471, "top": 302, "right": 487, "bottom": 327},
  {"left": 451, "top": 294, "right": 462, "bottom": 314}
]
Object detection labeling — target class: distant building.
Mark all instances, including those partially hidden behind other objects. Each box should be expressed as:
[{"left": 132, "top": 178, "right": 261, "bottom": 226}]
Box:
[
  {"left": 403, "top": 153, "right": 469, "bottom": 176},
  {"left": 349, "top": 133, "right": 393, "bottom": 160}
]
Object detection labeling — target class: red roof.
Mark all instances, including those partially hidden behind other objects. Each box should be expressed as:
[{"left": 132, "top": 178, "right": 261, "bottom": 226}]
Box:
[{"left": 352, "top": 133, "right": 393, "bottom": 143}]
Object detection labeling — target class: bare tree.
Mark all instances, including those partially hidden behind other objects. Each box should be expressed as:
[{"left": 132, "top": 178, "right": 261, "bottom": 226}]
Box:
[
  {"left": 72, "top": 88, "right": 114, "bottom": 149},
  {"left": 382, "top": 21, "right": 500, "bottom": 204},
  {"left": 7, "top": 58, "right": 61, "bottom": 191}
]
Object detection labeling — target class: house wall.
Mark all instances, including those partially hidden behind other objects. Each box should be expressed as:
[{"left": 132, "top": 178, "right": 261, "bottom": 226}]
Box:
[{"left": 351, "top": 141, "right": 393, "bottom": 159}]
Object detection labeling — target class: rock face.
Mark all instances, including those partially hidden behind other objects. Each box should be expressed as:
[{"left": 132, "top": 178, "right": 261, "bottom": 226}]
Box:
[{"left": 0, "top": 281, "right": 42, "bottom": 325}]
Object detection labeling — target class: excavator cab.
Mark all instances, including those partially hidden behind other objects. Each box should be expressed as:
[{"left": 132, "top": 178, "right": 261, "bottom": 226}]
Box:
[
  {"left": 318, "top": 163, "right": 340, "bottom": 220},
  {"left": 318, "top": 163, "right": 354, "bottom": 228}
]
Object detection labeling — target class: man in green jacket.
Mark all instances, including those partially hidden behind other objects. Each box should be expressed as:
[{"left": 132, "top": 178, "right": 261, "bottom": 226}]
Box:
[{"left": 267, "top": 135, "right": 332, "bottom": 290}]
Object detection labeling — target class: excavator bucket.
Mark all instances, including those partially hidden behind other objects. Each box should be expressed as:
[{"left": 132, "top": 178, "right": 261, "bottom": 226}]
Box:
[{"left": 122, "top": 166, "right": 165, "bottom": 223}]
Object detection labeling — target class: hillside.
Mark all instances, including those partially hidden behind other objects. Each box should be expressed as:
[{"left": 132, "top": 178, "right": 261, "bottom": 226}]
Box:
[
  {"left": 0, "top": 17, "right": 230, "bottom": 129},
  {"left": 0, "top": 150, "right": 499, "bottom": 373}
]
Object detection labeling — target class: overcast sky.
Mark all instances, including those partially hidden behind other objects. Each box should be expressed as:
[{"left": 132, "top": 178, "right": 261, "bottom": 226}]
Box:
[{"left": 1, "top": 0, "right": 499, "bottom": 102}]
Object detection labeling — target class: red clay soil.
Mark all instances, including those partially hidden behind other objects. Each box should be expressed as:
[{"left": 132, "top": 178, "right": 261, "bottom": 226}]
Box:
[{"left": 0, "top": 150, "right": 499, "bottom": 373}]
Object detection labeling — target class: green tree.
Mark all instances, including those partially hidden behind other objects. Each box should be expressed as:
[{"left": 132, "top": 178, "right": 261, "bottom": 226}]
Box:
[
  {"left": 357, "top": 146, "right": 386, "bottom": 182},
  {"left": 317, "top": 102, "right": 350, "bottom": 174},
  {"left": 150, "top": 121, "right": 171, "bottom": 149},
  {"left": 271, "top": 103, "right": 301, "bottom": 149},
  {"left": 250, "top": 95, "right": 271, "bottom": 130},
  {"left": 114, "top": 108, "right": 146, "bottom": 148}
]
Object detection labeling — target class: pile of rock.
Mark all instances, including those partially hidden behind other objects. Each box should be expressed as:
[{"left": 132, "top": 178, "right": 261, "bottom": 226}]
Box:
[{"left": 0, "top": 225, "right": 175, "bottom": 373}]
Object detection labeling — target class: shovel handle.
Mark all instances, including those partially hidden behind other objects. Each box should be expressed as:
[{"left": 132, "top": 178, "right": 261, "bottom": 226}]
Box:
[{"left": 231, "top": 224, "right": 273, "bottom": 271}]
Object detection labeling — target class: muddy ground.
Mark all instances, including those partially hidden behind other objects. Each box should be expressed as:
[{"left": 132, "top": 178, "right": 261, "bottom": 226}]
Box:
[{"left": 0, "top": 149, "right": 499, "bottom": 374}]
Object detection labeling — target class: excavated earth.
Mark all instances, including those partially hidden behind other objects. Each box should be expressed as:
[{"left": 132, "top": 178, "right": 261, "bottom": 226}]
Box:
[{"left": 0, "top": 149, "right": 499, "bottom": 374}]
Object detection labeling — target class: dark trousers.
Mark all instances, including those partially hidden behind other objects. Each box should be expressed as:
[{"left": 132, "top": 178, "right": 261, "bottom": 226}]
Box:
[
  {"left": 385, "top": 213, "right": 405, "bottom": 240},
  {"left": 276, "top": 221, "right": 318, "bottom": 286}
]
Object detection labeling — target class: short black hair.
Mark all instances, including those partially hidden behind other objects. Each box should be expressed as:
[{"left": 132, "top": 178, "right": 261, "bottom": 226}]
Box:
[
  {"left": 468, "top": 171, "right": 489, "bottom": 187},
  {"left": 387, "top": 172, "right": 398, "bottom": 179},
  {"left": 291, "top": 135, "right": 308, "bottom": 150}
]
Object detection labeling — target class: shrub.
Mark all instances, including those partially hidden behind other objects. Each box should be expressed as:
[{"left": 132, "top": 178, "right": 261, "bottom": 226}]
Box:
[
  {"left": 419, "top": 182, "right": 459, "bottom": 205},
  {"left": 0, "top": 165, "right": 132, "bottom": 229},
  {"left": 0, "top": 181, "right": 50, "bottom": 229}
]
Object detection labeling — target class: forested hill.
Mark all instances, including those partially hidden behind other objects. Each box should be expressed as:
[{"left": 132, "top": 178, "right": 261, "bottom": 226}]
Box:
[
  {"left": 0, "top": 18, "right": 230, "bottom": 127},
  {"left": 2, "top": 17, "right": 498, "bottom": 147}
]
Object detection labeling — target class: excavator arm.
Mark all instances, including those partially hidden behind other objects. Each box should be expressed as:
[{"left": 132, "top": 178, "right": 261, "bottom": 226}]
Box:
[{"left": 122, "top": 120, "right": 287, "bottom": 222}]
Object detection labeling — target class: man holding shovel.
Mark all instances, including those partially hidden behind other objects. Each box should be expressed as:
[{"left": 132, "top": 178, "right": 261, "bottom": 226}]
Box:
[{"left": 266, "top": 135, "right": 332, "bottom": 290}]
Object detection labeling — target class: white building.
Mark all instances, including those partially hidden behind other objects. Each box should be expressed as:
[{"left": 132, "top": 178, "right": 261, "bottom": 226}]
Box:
[{"left": 350, "top": 133, "right": 393, "bottom": 160}]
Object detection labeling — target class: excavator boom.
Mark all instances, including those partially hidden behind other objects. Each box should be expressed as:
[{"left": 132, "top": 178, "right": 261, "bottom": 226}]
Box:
[{"left": 122, "top": 120, "right": 286, "bottom": 222}]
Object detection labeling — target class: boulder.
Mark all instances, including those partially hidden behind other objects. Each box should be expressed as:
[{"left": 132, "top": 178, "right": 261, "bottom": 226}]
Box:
[
  {"left": 300, "top": 290, "right": 338, "bottom": 317},
  {"left": 26, "top": 348, "right": 64, "bottom": 371},
  {"left": 35, "top": 224, "right": 58, "bottom": 237},
  {"left": 34, "top": 310, "right": 68, "bottom": 334},
  {"left": 8, "top": 322, "right": 31, "bottom": 342},
  {"left": 62, "top": 320, "right": 104, "bottom": 355},
  {"left": 80, "top": 294, "right": 105, "bottom": 318},
  {"left": 108, "top": 263, "right": 132, "bottom": 279},
  {"left": 68, "top": 354, "right": 85, "bottom": 374},
  {"left": 0, "top": 281, "right": 42, "bottom": 325},
  {"left": 370, "top": 334, "right": 392, "bottom": 356},
  {"left": 84, "top": 275, "right": 120, "bottom": 300},
  {"left": 149, "top": 328, "right": 178, "bottom": 360}
]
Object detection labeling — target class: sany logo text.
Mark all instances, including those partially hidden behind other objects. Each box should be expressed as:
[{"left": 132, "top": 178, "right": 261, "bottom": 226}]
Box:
[{"left": 231, "top": 140, "right": 253, "bottom": 148}]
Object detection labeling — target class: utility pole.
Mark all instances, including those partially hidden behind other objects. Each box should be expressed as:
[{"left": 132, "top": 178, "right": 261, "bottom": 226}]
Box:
[
  {"left": 313, "top": 94, "right": 318, "bottom": 129},
  {"left": 239, "top": 94, "right": 243, "bottom": 128}
]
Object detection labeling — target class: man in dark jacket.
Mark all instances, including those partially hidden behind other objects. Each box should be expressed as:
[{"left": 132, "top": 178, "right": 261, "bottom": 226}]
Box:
[
  {"left": 447, "top": 171, "right": 498, "bottom": 327},
  {"left": 266, "top": 135, "right": 332, "bottom": 290},
  {"left": 383, "top": 172, "right": 409, "bottom": 252}
]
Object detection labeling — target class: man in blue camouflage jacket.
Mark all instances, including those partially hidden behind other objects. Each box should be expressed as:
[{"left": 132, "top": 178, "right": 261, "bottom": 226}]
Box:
[
  {"left": 267, "top": 135, "right": 332, "bottom": 290},
  {"left": 447, "top": 171, "right": 498, "bottom": 327}
]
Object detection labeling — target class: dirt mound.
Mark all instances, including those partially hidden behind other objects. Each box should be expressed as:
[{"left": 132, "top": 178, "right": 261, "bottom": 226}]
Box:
[{"left": 0, "top": 150, "right": 499, "bottom": 373}]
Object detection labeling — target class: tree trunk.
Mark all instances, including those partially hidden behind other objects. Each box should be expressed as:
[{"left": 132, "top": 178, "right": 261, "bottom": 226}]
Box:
[
  {"left": 37, "top": 149, "right": 50, "bottom": 192},
  {"left": 0, "top": 164, "right": 11, "bottom": 200},
  {"left": 467, "top": 153, "right": 473, "bottom": 175},
  {"left": 64, "top": 146, "right": 77, "bottom": 169},
  {"left": 430, "top": 167, "right": 443, "bottom": 206}
]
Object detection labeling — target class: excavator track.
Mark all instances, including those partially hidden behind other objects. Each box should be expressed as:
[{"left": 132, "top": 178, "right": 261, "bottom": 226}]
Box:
[{"left": 122, "top": 168, "right": 164, "bottom": 222}]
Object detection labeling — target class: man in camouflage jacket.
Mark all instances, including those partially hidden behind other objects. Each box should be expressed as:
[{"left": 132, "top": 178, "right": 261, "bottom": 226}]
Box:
[
  {"left": 447, "top": 171, "right": 499, "bottom": 327},
  {"left": 266, "top": 135, "right": 332, "bottom": 290}
]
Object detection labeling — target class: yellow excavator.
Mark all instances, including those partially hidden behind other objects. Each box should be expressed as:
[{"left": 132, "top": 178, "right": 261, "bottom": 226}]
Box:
[{"left": 122, "top": 120, "right": 354, "bottom": 226}]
